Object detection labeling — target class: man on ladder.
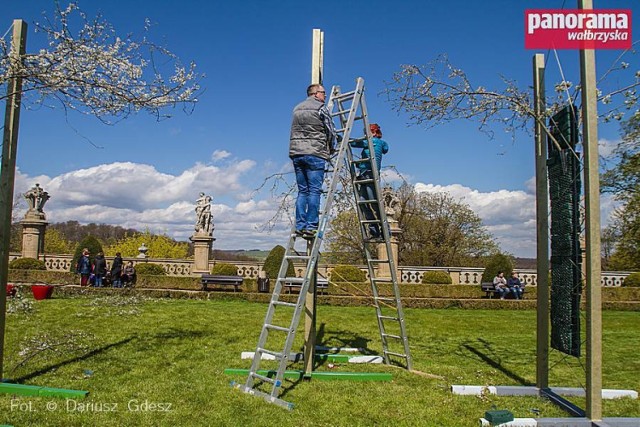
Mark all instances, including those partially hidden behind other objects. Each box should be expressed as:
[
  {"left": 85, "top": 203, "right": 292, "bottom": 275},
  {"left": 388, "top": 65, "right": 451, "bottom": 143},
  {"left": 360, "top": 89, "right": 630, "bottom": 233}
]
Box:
[
  {"left": 289, "top": 83, "right": 338, "bottom": 239},
  {"left": 235, "top": 78, "right": 411, "bottom": 410}
]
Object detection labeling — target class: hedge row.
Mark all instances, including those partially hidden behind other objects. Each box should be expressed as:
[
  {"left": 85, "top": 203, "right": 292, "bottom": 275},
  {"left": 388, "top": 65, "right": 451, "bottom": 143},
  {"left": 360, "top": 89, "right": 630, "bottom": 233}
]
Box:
[
  {"left": 8, "top": 270, "right": 640, "bottom": 303},
  {"left": 49, "top": 286, "right": 640, "bottom": 311}
]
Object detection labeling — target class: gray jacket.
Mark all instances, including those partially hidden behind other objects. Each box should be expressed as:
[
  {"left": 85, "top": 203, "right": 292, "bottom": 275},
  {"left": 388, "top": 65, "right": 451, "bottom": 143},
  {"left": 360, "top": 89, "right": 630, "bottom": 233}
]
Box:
[{"left": 289, "top": 96, "right": 335, "bottom": 160}]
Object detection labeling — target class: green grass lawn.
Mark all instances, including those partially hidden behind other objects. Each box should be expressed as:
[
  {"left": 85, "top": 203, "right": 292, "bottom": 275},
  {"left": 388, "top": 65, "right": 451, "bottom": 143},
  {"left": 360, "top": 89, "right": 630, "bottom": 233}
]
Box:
[{"left": 1, "top": 294, "right": 639, "bottom": 426}]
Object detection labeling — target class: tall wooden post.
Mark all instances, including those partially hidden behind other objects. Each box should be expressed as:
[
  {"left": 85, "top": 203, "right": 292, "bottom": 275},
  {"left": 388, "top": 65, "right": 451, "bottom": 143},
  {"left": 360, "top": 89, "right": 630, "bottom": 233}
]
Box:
[
  {"left": 303, "top": 28, "right": 324, "bottom": 378},
  {"left": 578, "top": 0, "right": 602, "bottom": 420},
  {"left": 0, "top": 20, "right": 28, "bottom": 379},
  {"left": 532, "top": 53, "right": 550, "bottom": 391}
]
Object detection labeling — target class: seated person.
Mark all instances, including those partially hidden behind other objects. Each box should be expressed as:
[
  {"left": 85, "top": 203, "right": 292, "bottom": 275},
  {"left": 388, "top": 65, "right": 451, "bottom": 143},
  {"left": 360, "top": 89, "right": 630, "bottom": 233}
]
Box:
[
  {"left": 122, "top": 261, "right": 137, "bottom": 287},
  {"left": 493, "top": 271, "right": 510, "bottom": 300},
  {"left": 507, "top": 271, "right": 524, "bottom": 300}
]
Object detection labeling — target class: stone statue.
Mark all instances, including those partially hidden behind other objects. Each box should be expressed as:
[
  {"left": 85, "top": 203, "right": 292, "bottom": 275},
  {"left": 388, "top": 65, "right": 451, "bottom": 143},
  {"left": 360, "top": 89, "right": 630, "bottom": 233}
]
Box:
[
  {"left": 195, "top": 192, "right": 214, "bottom": 235},
  {"left": 24, "top": 183, "right": 50, "bottom": 214},
  {"left": 382, "top": 185, "right": 400, "bottom": 220}
]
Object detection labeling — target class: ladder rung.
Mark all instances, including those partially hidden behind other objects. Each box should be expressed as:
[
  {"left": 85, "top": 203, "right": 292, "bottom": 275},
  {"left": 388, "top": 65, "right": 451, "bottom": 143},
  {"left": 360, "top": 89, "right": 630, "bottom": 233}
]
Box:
[
  {"left": 382, "top": 333, "right": 402, "bottom": 340},
  {"left": 357, "top": 199, "right": 379, "bottom": 205},
  {"left": 384, "top": 351, "right": 408, "bottom": 358},
  {"left": 278, "top": 277, "right": 304, "bottom": 284},
  {"left": 372, "top": 277, "right": 394, "bottom": 283},
  {"left": 265, "top": 324, "right": 291, "bottom": 333},
  {"left": 350, "top": 158, "right": 372, "bottom": 164},
  {"left": 285, "top": 255, "right": 310, "bottom": 261},
  {"left": 349, "top": 136, "right": 367, "bottom": 143},
  {"left": 273, "top": 300, "right": 297, "bottom": 308},
  {"left": 258, "top": 348, "right": 284, "bottom": 359},
  {"left": 379, "top": 315, "right": 399, "bottom": 321},
  {"left": 331, "top": 109, "right": 350, "bottom": 117},
  {"left": 375, "top": 296, "right": 396, "bottom": 302},
  {"left": 360, "top": 219, "right": 381, "bottom": 224},
  {"left": 367, "top": 259, "right": 388, "bottom": 264},
  {"left": 333, "top": 90, "right": 356, "bottom": 100},
  {"left": 250, "top": 372, "right": 281, "bottom": 386},
  {"left": 354, "top": 178, "right": 374, "bottom": 185}
]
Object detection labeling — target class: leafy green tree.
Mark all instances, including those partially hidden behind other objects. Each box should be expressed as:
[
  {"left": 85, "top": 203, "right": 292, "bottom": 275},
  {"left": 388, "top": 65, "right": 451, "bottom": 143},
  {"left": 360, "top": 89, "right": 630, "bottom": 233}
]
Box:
[
  {"left": 104, "top": 230, "right": 189, "bottom": 259},
  {"left": 262, "top": 245, "right": 295, "bottom": 279},
  {"left": 325, "top": 211, "right": 364, "bottom": 264},
  {"left": 70, "top": 236, "right": 104, "bottom": 272},
  {"left": 481, "top": 253, "right": 515, "bottom": 283},
  {"left": 44, "top": 228, "right": 74, "bottom": 254},
  {"left": 326, "top": 184, "right": 498, "bottom": 267},
  {"left": 602, "top": 115, "right": 640, "bottom": 270},
  {"left": 397, "top": 184, "right": 497, "bottom": 266}
]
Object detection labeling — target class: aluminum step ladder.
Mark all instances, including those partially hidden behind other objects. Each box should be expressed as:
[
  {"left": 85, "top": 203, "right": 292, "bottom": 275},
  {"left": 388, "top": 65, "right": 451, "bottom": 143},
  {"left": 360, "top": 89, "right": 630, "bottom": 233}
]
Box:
[
  {"left": 331, "top": 79, "right": 412, "bottom": 371},
  {"left": 235, "top": 77, "right": 411, "bottom": 409}
]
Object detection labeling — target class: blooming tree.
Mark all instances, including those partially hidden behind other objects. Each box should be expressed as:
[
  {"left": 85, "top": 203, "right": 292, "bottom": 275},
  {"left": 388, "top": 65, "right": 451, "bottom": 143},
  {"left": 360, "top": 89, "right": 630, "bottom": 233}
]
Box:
[
  {"left": 382, "top": 49, "right": 639, "bottom": 140},
  {"left": 0, "top": 2, "right": 201, "bottom": 123}
]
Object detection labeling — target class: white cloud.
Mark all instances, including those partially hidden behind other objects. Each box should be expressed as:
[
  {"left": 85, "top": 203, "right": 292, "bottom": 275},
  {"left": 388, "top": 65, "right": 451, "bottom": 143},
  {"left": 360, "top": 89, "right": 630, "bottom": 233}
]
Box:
[
  {"left": 414, "top": 181, "right": 616, "bottom": 258},
  {"left": 211, "top": 149, "right": 231, "bottom": 161},
  {"left": 599, "top": 138, "right": 619, "bottom": 159},
  {"left": 13, "top": 160, "right": 621, "bottom": 257},
  {"left": 13, "top": 161, "right": 288, "bottom": 250}
]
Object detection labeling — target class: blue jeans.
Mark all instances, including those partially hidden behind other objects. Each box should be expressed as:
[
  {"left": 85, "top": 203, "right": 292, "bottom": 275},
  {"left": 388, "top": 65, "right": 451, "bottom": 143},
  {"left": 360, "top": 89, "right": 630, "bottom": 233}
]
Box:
[
  {"left": 510, "top": 286, "right": 524, "bottom": 299},
  {"left": 94, "top": 276, "right": 103, "bottom": 287},
  {"left": 357, "top": 171, "right": 381, "bottom": 236},
  {"left": 495, "top": 286, "right": 510, "bottom": 298},
  {"left": 292, "top": 155, "right": 326, "bottom": 231}
]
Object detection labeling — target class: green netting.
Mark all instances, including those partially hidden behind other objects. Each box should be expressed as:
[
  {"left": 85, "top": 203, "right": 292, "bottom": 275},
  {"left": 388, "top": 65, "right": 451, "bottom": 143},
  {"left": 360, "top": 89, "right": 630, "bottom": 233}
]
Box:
[{"left": 547, "top": 107, "right": 582, "bottom": 358}]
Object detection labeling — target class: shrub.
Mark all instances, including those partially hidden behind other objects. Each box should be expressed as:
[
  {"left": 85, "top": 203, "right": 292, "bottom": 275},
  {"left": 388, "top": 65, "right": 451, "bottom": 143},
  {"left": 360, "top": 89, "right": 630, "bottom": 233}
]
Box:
[
  {"left": 330, "top": 265, "right": 367, "bottom": 283},
  {"left": 262, "top": 245, "right": 295, "bottom": 279},
  {"left": 481, "top": 253, "right": 514, "bottom": 283},
  {"left": 9, "top": 257, "right": 46, "bottom": 270},
  {"left": 623, "top": 272, "right": 640, "bottom": 287},
  {"left": 211, "top": 262, "right": 239, "bottom": 276},
  {"left": 70, "top": 235, "right": 104, "bottom": 272},
  {"left": 135, "top": 263, "right": 167, "bottom": 276},
  {"left": 421, "top": 271, "right": 452, "bottom": 284}
]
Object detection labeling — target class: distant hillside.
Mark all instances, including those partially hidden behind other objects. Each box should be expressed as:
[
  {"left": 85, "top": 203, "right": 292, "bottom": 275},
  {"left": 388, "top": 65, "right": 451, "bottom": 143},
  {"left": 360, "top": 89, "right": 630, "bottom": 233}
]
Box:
[{"left": 213, "top": 249, "right": 270, "bottom": 261}]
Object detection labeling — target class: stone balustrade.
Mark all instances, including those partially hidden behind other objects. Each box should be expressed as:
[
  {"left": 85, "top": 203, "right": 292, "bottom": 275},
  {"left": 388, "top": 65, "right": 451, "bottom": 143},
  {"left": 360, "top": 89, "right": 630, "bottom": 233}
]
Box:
[{"left": 8, "top": 253, "right": 632, "bottom": 287}]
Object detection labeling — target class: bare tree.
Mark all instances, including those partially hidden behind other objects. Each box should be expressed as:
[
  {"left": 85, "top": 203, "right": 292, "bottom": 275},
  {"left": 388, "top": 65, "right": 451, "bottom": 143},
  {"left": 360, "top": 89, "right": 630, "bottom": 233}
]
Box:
[
  {"left": 1, "top": 2, "right": 201, "bottom": 123},
  {"left": 383, "top": 50, "right": 639, "bottom": 143}
]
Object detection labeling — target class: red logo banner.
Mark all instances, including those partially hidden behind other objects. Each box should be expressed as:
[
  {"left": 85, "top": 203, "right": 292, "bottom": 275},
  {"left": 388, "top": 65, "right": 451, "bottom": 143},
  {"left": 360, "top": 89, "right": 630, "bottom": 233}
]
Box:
[{"left": 525, "top": 9, "right": 632, "bottom": 49}]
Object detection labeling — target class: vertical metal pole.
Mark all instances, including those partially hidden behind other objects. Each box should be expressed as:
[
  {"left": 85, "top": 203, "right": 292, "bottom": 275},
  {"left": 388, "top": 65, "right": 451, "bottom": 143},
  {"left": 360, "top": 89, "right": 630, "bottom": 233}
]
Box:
[
  {"left": 533, "top": 53, "right": 550, "bottom": 391},
  {"left": 304, "top": 28, "right": 324, "bottom": 377},
  {"left": 0, "top": 19, "right": 28, "bottom": 379},
  {"left": 578, "top": 0, "right": 602, "bottom": 420}
]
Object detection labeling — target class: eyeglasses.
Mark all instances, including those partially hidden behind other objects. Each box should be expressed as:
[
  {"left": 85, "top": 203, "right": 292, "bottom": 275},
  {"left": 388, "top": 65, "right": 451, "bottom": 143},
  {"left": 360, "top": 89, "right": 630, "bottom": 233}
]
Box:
[{"left": 315, "top": 90, "right": 326, "bottom": 94}]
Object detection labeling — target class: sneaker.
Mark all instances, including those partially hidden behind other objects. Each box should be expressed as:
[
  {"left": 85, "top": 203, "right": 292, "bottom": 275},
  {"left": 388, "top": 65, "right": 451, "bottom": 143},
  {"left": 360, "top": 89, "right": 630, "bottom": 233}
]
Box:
[
  {"left": 500, "top": 296, "right": 505, "bottom": 300},
  {"left": 302, "top": 229, "right": 317, "bottom": 239},
  {"left": 295, "top": 229, "right": 305, "bottom": 237}
]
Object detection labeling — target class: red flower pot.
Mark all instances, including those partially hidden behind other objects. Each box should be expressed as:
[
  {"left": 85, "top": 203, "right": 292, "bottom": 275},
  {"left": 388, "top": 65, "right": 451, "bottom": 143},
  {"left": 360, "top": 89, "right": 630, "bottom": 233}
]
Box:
[
  {"left": 31, "top": 284, "right": 55, "bottom": 300},
  {"left": 6, "top": 284, "right": 16, "bottom": 297}
]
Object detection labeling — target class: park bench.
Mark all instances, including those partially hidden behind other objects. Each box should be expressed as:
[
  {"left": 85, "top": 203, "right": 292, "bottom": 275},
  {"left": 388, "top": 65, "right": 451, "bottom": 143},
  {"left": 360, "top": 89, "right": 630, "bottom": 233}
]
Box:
[
  {"left": 481, "top": 282, "right": 499, "bottom": 298},
  {"left": 200, "top": 274, "right": 243, "bottom": 292},
  {"left": 480, "top": 282, "right": 525, "bottom": 299},
  {"left": 284, "top": 278, "right": 329, "bottom": 295}
]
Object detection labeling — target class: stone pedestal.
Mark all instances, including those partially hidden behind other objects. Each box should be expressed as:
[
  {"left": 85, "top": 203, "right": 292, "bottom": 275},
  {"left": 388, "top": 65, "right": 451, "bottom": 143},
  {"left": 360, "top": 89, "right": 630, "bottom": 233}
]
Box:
[
  {"left": 190, "top": 233, "right": 215, "bottom": 274},
  {"left": 377, "top": 219, "right": 401, "bottom": 279},
  {"left": 20, "top": 213, "right": 48, "bottom": 260}
]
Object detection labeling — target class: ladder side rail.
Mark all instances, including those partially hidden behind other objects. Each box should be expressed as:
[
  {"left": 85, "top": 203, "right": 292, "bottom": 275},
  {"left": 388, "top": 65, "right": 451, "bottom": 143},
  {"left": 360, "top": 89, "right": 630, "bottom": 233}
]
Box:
[
  {"left": 341, "top": 84, "right": 393, "bottom": 364},
  {"left": 245, "top": 230, "right": 298, "bottom": 390},
  {"left": 358, "top": 87, "right": 413, "bottom": 370},
  {"left": 266, "top": 84, "right": 363, "bottom": 397}
]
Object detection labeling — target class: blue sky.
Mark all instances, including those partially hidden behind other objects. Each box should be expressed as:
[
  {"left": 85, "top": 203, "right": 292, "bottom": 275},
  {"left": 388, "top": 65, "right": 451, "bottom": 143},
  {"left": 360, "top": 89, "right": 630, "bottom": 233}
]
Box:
[{"left": 4, "top": 0, "right": 639, "bottom": 258}]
